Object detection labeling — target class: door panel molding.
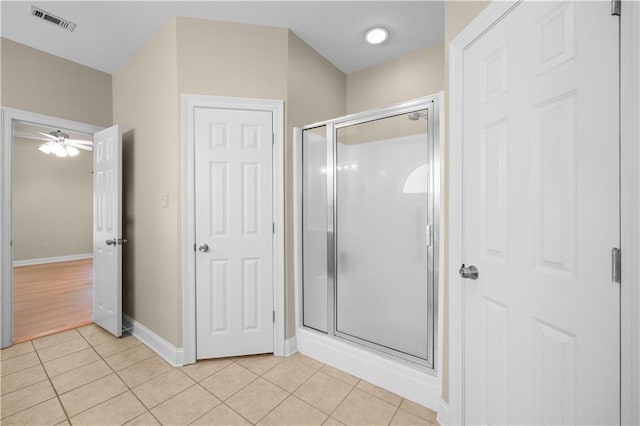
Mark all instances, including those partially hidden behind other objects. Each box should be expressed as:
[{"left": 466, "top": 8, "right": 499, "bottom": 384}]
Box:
[
  {"left": 182, "top": 95, "right": 285, "bottom": 364},
  {"left": 0, "top": 107, "right": 102, "bottom": 348}
]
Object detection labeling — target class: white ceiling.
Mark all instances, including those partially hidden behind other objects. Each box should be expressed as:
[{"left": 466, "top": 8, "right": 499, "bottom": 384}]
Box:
[{"left": 0, "top": 1, "right": 444, "bottom": 75}]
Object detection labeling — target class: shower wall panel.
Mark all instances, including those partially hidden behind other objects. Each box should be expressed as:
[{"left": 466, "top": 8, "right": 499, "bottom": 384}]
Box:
[{"left": 302, "top": 127, "right": 328, "bottom": 332}]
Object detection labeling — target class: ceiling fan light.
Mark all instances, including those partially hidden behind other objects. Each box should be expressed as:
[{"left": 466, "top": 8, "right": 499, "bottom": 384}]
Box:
[
  {"left": 53, "top": 144, "right": 67, "bottom": 157},
  {"left": 38, "top": 143, "right": 53, "bottom": 154},
  {"left": 66, "top": 145, "right": 80, "bottom": 157}
]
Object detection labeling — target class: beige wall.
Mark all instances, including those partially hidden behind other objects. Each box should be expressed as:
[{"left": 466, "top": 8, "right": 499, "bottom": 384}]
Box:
[
  {"left": 113, "top": 18, "right": 328, "bottom": 347},
  {"left": 286, "top": 32, "right": 346, "bottom": 336},
  {"left": 176, "top": 18, "right": 288, "bottom": 99},
  {"left": 12, "top": 138, "right": 92, "bottom": 261},
  {"left": 112, "top": 20, "right": 181, "bottom": 346},
  {"left": 441, "top": 0, "right": 490, "bottom": 403},
  {"left": 1, "top": 38, "right": 112, "bottom": 127},
  {"left": 346, "top": 43, "right": 444, "bottom": 114},
  {"left": 113, "top": 15, "right": 446, "bottom": 355}
]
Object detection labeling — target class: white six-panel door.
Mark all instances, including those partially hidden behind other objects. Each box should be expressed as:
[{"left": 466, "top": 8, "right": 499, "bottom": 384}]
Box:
[
  {"left": 462, "top": 1, "right": 619, "bottom": 424},
  {"left": 93, "top": 125, "right": 123, "bottom": 337},
  {"left": 195, "top": 107, "right": 274, "bottom": 359}
]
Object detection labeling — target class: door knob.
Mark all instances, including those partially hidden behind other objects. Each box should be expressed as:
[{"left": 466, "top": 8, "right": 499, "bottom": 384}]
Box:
[
  {"left": 106, "top": 239, "right": 117, "bottom": 246},
  {"left": 459, "top": 264, "right": 479, "bottom": 280},
  {"left": 198, "top": 244, "right": 209, "bottom": 253}
]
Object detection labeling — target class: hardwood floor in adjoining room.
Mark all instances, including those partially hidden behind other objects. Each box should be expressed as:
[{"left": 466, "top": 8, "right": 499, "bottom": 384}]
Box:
[{"left": 13, "top": 259, "right": 93, "bottom": 343}]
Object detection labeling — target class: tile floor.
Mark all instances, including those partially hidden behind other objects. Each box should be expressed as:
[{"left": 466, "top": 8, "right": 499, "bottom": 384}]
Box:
[{"left": 1, "top": 325, "right": 438, "bottom": 425}]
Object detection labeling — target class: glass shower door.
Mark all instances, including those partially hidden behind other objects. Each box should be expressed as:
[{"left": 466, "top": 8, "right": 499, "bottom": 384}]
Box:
[{"left": 334, "top": 111, "right": 432, "bottom": 362}]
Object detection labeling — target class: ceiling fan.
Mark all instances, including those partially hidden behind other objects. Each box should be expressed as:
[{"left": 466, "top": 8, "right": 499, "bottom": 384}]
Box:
[{"left": 15, "top": 129, "right": 93, "bottom": 157}]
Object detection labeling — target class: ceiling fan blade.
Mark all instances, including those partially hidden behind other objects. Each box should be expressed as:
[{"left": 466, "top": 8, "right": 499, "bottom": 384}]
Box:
[
  {"left": 66, "top": 139, "right": 93, "bottom": 145},
  {"left": 13, "top": 131, "right": 51, "bottom": 141},
  {"left": 37, "top": 132, "right": 57, "bottom": 140},
  {"left": 68, "top": 143, "right": 93, "bottom": 151}
]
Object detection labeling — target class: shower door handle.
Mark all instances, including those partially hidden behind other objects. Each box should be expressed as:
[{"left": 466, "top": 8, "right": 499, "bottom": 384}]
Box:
[{"left": 459, "top": 264, "right": 479, "bottom": 280}]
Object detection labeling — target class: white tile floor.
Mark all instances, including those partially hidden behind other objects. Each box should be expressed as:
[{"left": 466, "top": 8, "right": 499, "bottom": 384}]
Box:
[{"left": 1, "top": 325, "right": 438, "bottom": 425}]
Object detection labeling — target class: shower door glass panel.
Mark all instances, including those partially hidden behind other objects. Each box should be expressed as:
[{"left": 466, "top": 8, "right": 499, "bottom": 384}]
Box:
[
  {"left": 302, "top": 126, "right": 328, "bottom": 332},
  {"left": 335, "top": 112, "right": 430, "bottom": 360}
]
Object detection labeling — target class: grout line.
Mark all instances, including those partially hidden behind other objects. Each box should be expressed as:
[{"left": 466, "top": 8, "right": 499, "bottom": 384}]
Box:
[
  {"left": 223, "top": 401, "right": 256, "bottom": 425},
  {"left": 194, "top": 362, "right": 284, "bottom": 424},
  {"left": 77, "top": 329, "right": 163, "bottom": 425},
  {"left": 255, "top": 361, "right": 337, "bottom": 424},
  {"left": 31, "top": 344, "right": 73, "bottom": 424},
  {"left": 186, "top": 386, "right": 221, "bottom": 425},
  {"left": 0, "top": 340, "right": 35, "bottom": 361},
  {"left": 388, "top": 399, "right": 403, "bottom": 426},
  {"left": 182, "top": 357, "right": 238, "bottom": 383},
  {"left": 328, "top": 383, "right": 357, "bottom": 421},
  {"left": 320, "top": 364, "right": 362, "bottom": 387},
  {"left": 13, "top": 319, "right": 94, "bottom": 344},
  {"left": 254, "top": 392, "right": 295, "bottom": 425}
]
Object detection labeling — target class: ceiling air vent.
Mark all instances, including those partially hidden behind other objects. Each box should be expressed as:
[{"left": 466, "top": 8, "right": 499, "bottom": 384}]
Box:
[{"left": 29, "top": 6, "right": 76, "bottom": 32}]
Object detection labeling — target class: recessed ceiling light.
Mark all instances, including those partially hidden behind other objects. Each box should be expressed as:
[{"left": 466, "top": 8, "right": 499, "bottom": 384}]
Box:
[{"left": 365, "top": 27, "right": 389, "bottom": 45}]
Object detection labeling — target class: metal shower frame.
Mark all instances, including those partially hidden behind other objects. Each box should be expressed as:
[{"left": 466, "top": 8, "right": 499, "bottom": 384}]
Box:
[{"left": 296, "top": 94, "right": 441, "bottom": 371}]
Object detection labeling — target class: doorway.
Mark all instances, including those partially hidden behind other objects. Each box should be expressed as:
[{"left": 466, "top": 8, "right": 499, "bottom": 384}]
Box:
[
  {"left": 0, "top": 108, "right": 101, "bottom": 348},
  {"left": 12, "top": 121, "right": 94, "bottom": 342}
]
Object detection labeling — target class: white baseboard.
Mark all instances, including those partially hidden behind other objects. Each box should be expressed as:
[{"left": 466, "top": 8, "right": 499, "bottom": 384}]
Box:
[
  {"left": 122, "top": 314, "right": 184, "bottom": 367},
  {"left": 297, "top": 328, "right": 440, "bottom": 410},
  {"left": 284, "top": 336, "right": 297, "bottom": 356},
  {"left": 13, "top": 253, "right": 93, "bottom": 267},
  {"left": 437, "top": 399, "right": 449, "bottom": 425}
]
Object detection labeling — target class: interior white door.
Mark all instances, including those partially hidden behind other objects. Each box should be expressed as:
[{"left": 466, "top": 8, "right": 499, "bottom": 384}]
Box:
[
  {"left": 92, "top": 125, "right": 123, "bottom": 337},
  {"left": 195, "top": 107, "right": 274, "bottom": 359},
  {"left": 461, "top": 2, "right": 619, "bottom": 424}
]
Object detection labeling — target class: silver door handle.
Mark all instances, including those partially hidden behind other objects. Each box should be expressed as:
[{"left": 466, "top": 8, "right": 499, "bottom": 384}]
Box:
[
  {"left": 106, "top": 239, "right": 117, "bottom": 246},
  {"left": 198, "top": 244, "right": 209, "bottom": 253},
  {"left": 459, "top": 264, "right": 479, "bottom": 280}
]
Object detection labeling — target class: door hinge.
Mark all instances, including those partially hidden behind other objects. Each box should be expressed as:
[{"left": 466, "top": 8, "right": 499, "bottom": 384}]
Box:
[
  {"left": 272, "top": 134, "right": 275, "bottom": 145},
  {"left": 426, "top": 224, "right": 433, "bottom": 247},
  {"left": 273, "top": 222, "right": 275, "bottom": 234},
  {"left": 612, "top": 0, "right": 621, "bottom": 16},
  {"left": 273, "top": 310, "right": 276, "bottom": 323},
  {"left": 612, "top": 247, "right": 621, "bottom": 283}
]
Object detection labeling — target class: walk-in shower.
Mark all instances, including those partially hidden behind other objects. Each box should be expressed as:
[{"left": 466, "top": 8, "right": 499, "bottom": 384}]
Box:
[{"left": 295, "top": 95, "right": 441, "bottom": 381}]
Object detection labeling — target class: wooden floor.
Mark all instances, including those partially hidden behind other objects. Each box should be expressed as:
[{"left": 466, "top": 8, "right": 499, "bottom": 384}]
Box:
[{"left": 13, "top": 259, "right": 93, "bottom": 343}]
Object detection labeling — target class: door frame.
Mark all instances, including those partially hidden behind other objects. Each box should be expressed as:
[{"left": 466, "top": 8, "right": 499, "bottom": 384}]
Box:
[
  {"left": 181, "top": 95, "right": 285, "bottom": 364},
  {"left": 0, "top": 107, "right": 102, "bottom": 348},
  {"left": 448, "top": 1, "right": 639, "bottom": 425}
]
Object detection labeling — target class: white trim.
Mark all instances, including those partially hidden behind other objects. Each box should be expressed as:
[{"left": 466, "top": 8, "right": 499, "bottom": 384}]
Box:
[
  {"left": 437, "top": 399, "right": 450, "bottom": 426},
  {"left": 13, "top": 253, "right": 93, "bottom": 267},
  {"left": 621, "top": 1, "right": 640, "bottom": 424},
  {"left": 1, "top": 107, "right": 102, "bottom": 348},
  {"left": 449, "top": 1, "right": 635, "bottom": 424},
  {"left": 284, "top": 336, "right": 297, "bottom": 357},
  {"left": 122, "top": 314, "right": 184, "bottom": 367},
  {"left": 181, "top": 95, "right": 285, "bottom": 364},
  {"left": 297, "top": 328, "right": 440, "bottom": 410}
]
